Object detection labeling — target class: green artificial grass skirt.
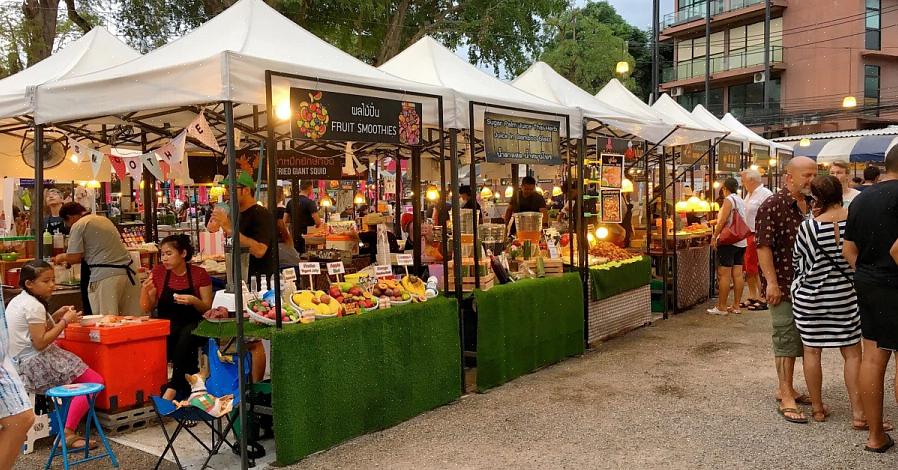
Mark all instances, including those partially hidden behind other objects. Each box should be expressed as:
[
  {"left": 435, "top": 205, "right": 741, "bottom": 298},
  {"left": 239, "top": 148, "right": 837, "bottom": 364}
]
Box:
[
  {"left": 270, "top": 296, "right": 461, "bottom": 465},
  {"left": 589, "top": 256, "right": 651, "bottom": 301},
  {"left": 474, "top": 273, "right": 585, "bottom": 391}
]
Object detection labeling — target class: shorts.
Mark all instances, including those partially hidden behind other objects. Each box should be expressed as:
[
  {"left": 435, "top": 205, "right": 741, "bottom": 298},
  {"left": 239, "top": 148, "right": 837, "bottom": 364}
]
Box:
[
  {"left": 0, "top": 358, "right": 31, "bottom": 419},
  {"left": 743, "top": 234, "right": 759, "bottom": 275},
  {"left": 717, "top": 244, "right": 745, "bottom": 268},
  {"left": 856, "top": 279, "right": 898, "bottom": 351},
  {"left": 769, "top": 300, "right": 803, "bottom": 357},
  {"left": 88, "top": 274, "right": 142, "bottom": 316}
]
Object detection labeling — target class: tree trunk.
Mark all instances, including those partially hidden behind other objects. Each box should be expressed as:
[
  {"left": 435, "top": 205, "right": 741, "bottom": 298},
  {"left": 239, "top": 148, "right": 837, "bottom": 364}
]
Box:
[
  {"left": 22, "top": 0, "right": 60, "bottom": 65},
  {"left": 64, "top": 0, "right": 93, "bottom": 33},
  {"left": 375, "top": 0, "right": 412, "bottom": 66}
]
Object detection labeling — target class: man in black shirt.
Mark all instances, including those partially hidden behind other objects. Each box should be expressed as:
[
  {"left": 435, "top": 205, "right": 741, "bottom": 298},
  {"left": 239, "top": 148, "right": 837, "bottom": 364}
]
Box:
[
  {"left": 855, "top": 165, "right": 881, "bottom": 192},
  {"left": 504, "top": 176, "right": 548, "bottom": 227},
  {"left": 844, "top": 147, "right": 898, "bottom": 453},
  {"left": 214, "top": 171, "right": 276, "bottom": 279},
  {"left": 285, "top": 180, "right": 323, "bottom": 253}
]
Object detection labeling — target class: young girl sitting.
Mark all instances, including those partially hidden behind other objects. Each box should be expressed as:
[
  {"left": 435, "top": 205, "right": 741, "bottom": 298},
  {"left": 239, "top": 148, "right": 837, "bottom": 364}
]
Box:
[{"left": 6, "top": 260, "right": 102, "bottom": 450}]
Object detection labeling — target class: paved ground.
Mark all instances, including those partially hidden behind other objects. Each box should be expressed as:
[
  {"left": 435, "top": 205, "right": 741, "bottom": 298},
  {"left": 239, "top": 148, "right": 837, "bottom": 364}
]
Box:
[{"left": 19, "top": 300, "right": 898, "bottom": 469}]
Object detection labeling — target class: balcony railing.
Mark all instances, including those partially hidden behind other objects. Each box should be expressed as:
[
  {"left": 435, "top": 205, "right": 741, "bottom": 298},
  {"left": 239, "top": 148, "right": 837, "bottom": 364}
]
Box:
[
  {"left": 662, "top": 45, "right": 783, "bottom": 83},
  {"left": 663, "top": 0, "right": 765, "bottom": 29}
]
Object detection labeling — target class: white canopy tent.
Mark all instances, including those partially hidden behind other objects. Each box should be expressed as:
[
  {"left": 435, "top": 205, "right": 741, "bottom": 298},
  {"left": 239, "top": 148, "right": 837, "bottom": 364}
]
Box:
[
  {"left": 511, "top": 61, "right": 676, "bottom": 143},
  {"left": 594, "top": 79, "right": 723, "bottom": 145},
  {"left": 720, "top": 113, "right": 790, "bottom": 152},
  {"left": 35, "top": 0, "right": 453, "bottom": 130},
  {"left": 379, "top": 37, "right": 579, "bottom": 137},
  {"left": 0, "top": 27, "right": 139, "bottom": 180},
  {"left": 651, "top": 94, "right": 728, "bottom": 141},
  {"left": 690, "top": 104, "right": 752, "bottom": 145}
]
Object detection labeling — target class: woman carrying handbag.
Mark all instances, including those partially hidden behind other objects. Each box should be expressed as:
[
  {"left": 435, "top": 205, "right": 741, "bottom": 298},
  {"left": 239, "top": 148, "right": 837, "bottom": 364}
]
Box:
[{"left": 710, "top": 177, "right": 751, "bottom": 315}]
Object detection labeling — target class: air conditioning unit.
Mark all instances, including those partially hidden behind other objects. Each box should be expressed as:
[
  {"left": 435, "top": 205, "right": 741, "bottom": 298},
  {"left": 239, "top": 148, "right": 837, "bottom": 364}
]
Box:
[
  {"left": 670, "top": 87, "right": 684, "bottom": 97},
  {"left": 753, "top": 72, "right": 766, "bottom": 83}
]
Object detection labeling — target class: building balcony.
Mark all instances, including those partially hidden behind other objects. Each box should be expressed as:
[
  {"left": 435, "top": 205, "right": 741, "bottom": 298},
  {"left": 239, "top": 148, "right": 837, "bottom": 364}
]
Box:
[
  {"left": 661, "top": 0, "right": 787, "bottom": 38},
  {"left": 661, "top": 45, "right": 783, "bottom": 88}
]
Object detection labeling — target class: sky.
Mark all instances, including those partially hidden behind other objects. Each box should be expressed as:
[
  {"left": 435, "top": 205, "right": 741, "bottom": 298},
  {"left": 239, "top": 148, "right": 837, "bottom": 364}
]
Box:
[{"left": 580, "top": 0, "right": 674, "bottom": 29}]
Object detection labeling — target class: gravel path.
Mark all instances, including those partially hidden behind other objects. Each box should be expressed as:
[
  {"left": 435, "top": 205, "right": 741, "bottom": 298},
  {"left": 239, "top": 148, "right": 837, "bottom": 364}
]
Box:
[{"left": 18, "top": 301, "right": 897, "bottom": 469}]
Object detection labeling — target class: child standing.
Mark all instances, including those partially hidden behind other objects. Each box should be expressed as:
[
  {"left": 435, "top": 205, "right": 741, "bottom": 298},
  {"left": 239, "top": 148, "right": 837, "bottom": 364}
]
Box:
[{"left": 6, "top": 261, "right": 102, "bottom": 450}]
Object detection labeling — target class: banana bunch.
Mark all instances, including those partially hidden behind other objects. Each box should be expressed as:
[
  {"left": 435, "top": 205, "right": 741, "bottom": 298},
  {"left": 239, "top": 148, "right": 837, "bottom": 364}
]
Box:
[{"left": 401, "top": 275, "right": 426, "bottom": 296}]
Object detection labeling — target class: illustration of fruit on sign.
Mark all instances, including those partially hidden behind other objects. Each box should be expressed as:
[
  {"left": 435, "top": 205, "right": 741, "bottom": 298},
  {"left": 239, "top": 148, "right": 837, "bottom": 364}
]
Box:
[
  {"left": 296, "top": 91, "right": 330, "bottom": 140},
  {"left": 398, "top": 102, "right": 421, "bottom": 145}
]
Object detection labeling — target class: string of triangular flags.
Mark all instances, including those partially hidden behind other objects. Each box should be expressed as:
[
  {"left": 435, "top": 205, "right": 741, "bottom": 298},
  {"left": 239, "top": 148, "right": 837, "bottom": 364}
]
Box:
[{"left": 67, "top": 111, "right": 221, "bottom": 187}]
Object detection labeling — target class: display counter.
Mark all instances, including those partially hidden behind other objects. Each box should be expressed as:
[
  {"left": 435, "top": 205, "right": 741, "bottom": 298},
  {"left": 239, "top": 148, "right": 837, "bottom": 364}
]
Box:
[
  {"left": 586, "top": 257, "right": 652, "bottom": 344},
  {"left": 194, "top": 296, "right": 461, "bottom": 466},
  {"left": 473, "top": 273, "right": 584, "bottom": 391}
]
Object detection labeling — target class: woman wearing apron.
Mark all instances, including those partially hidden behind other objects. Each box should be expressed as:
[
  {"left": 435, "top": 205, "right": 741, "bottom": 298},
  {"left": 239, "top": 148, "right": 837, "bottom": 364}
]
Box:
[{"left": 140, "top": 235, "right": 212, "bottom": 401}]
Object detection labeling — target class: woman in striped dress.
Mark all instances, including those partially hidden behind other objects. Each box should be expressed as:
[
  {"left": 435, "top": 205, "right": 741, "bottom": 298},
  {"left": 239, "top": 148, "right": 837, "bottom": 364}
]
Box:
[{"left": 791, "top": 175, "right": 863, "bottom": 424}]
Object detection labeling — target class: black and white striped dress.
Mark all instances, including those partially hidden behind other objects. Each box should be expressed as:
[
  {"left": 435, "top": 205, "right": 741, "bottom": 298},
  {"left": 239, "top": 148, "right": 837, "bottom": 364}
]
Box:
[{"left": 791, "top": 219, "right": 861, "bottom": 348}]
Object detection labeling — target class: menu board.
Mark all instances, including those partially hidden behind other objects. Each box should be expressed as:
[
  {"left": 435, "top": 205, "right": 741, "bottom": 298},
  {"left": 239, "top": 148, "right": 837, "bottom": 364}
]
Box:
[
  {"left": 750, "top": 143, "right": 771, "bottom": 166},
  {"left": 483, "top": 112, "right": 562, "bottom": 165},
  {"left": 717, "top": 140, "right": 742, "bottom": 173},
  {"left": 678, "top": 141, "right": 711, "bottom": 166},
  {"left": 600, "top": 189, "right": 622, "bottom": 224},
  {"left": 596, "top": 136, "right": 645, "bottom": 161},
  {"left": 600, "top": 153, "right": 624, "bottom": 188}
]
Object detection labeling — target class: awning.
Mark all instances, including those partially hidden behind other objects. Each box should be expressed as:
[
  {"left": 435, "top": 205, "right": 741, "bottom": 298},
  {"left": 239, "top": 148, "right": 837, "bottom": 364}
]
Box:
[{"left": 786, "top": 134, "right": 898, "bottom": 163}]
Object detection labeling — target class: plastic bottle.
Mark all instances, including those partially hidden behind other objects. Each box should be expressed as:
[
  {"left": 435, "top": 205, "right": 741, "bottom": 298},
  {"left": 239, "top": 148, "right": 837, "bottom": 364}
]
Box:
[
  {"left": 53, "top": 231, "right": 65, "bottom": 256},
  {"left": 424, "top": 276, "right": 439, "bottom": 298},
  {"left": 42, "top": 230, "right": 52, "bottom": 258}
]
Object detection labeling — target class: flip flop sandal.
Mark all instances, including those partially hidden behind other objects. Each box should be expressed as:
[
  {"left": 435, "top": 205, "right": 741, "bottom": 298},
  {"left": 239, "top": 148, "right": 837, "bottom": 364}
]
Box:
[
  {"left": 65, "top": 434, "right": 98, "bottom": 450},
  {"left": 739, "top": 301, "right": 754, "bottom": 309},
  {"left": 778, "top": 406, "right": 809, "bottom": 424},
  {"left": 727, "top": 307, "right": 742, "bottom": 314},
  {"left": 747, "top": 302, "right": 768, "bottom": 311},
  {"left": 776, "top": 394, "right": 812, "bottom": 405},
  {"left": 812, "top": 406, "right": 831, "bottom": 422},
  {"left": 853, "top": 421, "right": 895, "bottom": 432},
  {"left": 864, "top": 434, "right": 895, "bottom": 453}
]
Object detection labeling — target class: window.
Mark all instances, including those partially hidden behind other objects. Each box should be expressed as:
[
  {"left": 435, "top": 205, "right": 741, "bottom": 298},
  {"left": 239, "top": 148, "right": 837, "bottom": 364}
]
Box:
[
  {"left": 728, "top": 20, "right": 784, "bottom": 70},
  {"left": 728, "top": 79, "right": 781, "bottom": 120},
  {"left": 677, "top": 88, "right": 724, "bottom": 116},
  {"left": 865, "top": 65, "right": 880, "bottom": 115},
  {"left": 866, "top": 0, "right": 881, "bottom": 50}
]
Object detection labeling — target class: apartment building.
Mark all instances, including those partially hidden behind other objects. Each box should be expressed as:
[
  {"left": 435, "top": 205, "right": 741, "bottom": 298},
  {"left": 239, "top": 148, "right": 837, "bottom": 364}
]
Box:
[{"left": 659, "top": 0, "right": 898, "bottom": 136}]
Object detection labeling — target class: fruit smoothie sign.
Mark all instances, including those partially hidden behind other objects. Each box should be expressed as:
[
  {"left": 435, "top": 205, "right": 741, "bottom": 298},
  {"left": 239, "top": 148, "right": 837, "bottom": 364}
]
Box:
[
  {"left": 483, "top": 112, "right": 561, "bottom": 165},
  {"left": 289, "top": 88, "right": 422, "bottom": 145}
]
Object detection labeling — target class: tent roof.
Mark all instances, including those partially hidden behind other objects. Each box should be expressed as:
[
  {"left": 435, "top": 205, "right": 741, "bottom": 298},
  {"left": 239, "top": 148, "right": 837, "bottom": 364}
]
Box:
[
  {"left": 651, "top": 94, "right": 719, "bottom": 134},
  {"left": 511, "top": 61, "right": 676, "bottom": 142},
  {"left": 379, "top": 37, "right": 579, "bottom": 136},
  {"left": 594, "top": 79, "right": 723, "bottom": 145},
  {"left": 690, "top": 104, "right": 750, "bottom": 144},
  {"left": 0, "top": 27, "right": 139, "bottom": 119},
  {"left": 720, "top": 113, "right": 790, "bottom": 151},
  {"left": 35, "top": 0, "right": 452, "bottom": 126}
]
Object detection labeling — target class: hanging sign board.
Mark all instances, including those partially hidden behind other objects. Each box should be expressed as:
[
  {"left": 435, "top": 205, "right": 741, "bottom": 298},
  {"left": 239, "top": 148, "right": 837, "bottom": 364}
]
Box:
[
  {"left": 677, "top": 141, "right": 710, "bottom": 166},
  {"left": 275, "top": 149, "right": 368, "bottom": 180},
  {"left": 750, "top": 143, "right": 771, "bottom": 166},
  {"left": 600, "top": 153, "right": 624, "bottom": 188},
  {"left": 600, "top": 189, "right": 623, "bottom": 224},
  {"left": 289, "top": 88, "right": 422, "bottom": 145},
  {"left": 717, "top": 141, "right": 741, "bottom": 173},
  {"left": 483, "top": 112, "right": 561, "bottom": 165},
  {"left": 776, "top": 148, "right": 793, "bottom": 168},
  {"left": 596, "top": 136, "right": 645, "bottom": 161}
]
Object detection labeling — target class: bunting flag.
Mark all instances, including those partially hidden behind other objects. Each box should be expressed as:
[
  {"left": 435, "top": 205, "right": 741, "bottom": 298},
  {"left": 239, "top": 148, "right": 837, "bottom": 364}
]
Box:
[
  {"left": 140, "top": 151, "right": 164, "bottom": 181},
  {"left": 155, "top": 130, "right": 187, "bottom": 180},
  {"left": 107, "top": 154, "right": 126, "bottom": 181},
  {"left": 66, "top": 135, "right": 87, "bottom": 163},
  {"left": 89, "top": 148, "right": 104, "bottom": 178},
  {"left": 188, "top": 110, "right": 221, "bottom": 152},
  {"left": 124, "top": 156, "right": 143, "bottom": 185},
  {"left": 234, "top": 128, "right": 243, "bottom": 148}
]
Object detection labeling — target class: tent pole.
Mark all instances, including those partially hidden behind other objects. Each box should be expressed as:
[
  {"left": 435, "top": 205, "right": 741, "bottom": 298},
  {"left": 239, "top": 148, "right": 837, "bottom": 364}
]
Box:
[
  {"left": 468, "top": 103, "right": 479, "bottom": 288},
  {"left": 224, "top": 100, "right": 249, "bottom": 470},
  {"left": 34, "top": 124, "right": 44, "bottom": 258},
  {"left": 264, "top": 71, "right": 283, "bottom": 330},
  {"left": 659, "top": 147, "right": 669, "bottom": 320},
  {"left": 436, "top": 99, "right": 449, "bottom": 293},
  {"left": 411, "top": 145, "right": 422, "bottom": 270},
  {"left": 449, "top": 128, "right": 464, "bottom": 394}
]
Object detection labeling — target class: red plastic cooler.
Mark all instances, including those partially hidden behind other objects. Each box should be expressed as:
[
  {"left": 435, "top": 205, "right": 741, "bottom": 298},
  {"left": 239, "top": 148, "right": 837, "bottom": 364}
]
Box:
[{"left": 57, "top": 319, "right": 169, "bottom": 411}]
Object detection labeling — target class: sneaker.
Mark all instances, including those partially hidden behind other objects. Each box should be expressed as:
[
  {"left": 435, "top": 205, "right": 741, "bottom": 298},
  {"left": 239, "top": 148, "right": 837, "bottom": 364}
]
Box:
[{"left": 706, "top": 307, "right": 728, "bottom": 315}]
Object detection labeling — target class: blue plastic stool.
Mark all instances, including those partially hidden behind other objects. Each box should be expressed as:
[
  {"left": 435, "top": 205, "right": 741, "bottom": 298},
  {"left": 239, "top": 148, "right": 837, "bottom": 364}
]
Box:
[{"left": 45, "top": 383, "right": 119, "bottom": 470}]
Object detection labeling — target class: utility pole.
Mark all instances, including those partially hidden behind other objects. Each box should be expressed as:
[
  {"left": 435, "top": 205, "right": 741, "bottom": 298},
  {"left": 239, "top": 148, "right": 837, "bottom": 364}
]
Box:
[
  {"left": 763, "top": 0, "right": 771, "bottom": 111},
  {"left": 704, "top": 0, "right": 711, "bottom": 108},
  {"left": 652, "top": 0, "right": 660, "bottom": 103}
]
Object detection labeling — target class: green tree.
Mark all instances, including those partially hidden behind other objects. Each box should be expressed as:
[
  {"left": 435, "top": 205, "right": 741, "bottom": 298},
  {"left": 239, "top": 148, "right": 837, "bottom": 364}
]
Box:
[
  {"left": 540, "top": 1, "right": 653, "bottom": 99},
  {"left": 113, "top": 0, "right": 569, "bottom": 74}
]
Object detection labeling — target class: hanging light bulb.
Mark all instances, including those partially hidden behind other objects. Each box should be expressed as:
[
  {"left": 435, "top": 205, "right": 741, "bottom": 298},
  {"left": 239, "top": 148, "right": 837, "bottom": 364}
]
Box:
[
  {"left": 320, "top": 195, "right": 333, "bottom": 208},
  {"left": 535, "top": 186, "right": 545, "bottom": 195},
  {"left": 425, "top": 185, "right": 440, "bottom": 202},
  {"left": 505, "top": 185, "right": 514, "bottom": 198},
  {"left": 769, "top": 157, "right": 778, "bottom": 166},
  {"left": 842, "top": 96, "right": 857, "bottom": 108},
  {"left": 354, "top": 192, "right": 366, "bottom": 205},
  {"left": 139, "top": 180, "right": 146, "bottom": 190},
  {"left": 687, "top": 195, "right": 703, "bottom": 212},
  {"left": 750, "top": 164, "right": 759, "bottom": 171},
  {"left": 799, "top": 138, "right": 811, "bottom": 147},
  {"left": 70, "top": 154, "right": 79, "bottom": 163},
  {"left": 712, "top": 181, "right": 721, "bottom": 189},
  {"left": 596, "top": 226, "right": 609, "bottom": 239},
  {"left": 615, "top": 61, "right": 630, "bottom": 76},
  {"left": 621, "top": 178, "right": 634, "bottom": 193},
  {"left": 86, "top": 180, "right": 101, "bottom": 189},
  {"left": 675, "top": 200, "right": 690, "bottom": 213},
  {"left": 275, "top": 100, "right": 292, "bottom": 121},
  {"left": 480, "top": 186, "right": 494, "bottom": 200},
  {"left": 552, "top": 186, "right": 563, "bottom": 197}
]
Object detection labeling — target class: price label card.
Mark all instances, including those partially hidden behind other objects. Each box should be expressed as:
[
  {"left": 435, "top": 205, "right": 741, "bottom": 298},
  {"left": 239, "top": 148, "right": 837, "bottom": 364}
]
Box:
[
  {"left": 299, "top": 262, "right": 321, "bottom": 276},
  {"left": 241, "top": 281, "right": 253, "bottom": 310},
  {"left": 396, "top": 254, "right": 414, "bottom": 266},
  {"left": 282, "top": 267, "right": 297, "bottom": 283},
  {"left": 548, "top": 243, "right": 560, "bottom": 260},
  {"left": 327, "top": 261, "right": 345, "bottom": 275},
  {"left": 375, "top": 264, "right": 393, "bottom": 277}
]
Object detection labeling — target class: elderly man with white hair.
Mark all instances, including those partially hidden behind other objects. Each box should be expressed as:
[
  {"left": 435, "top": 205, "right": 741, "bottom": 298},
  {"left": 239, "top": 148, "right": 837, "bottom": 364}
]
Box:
[{"left": 740, "top": 168, "right": 773, "bottom": 310}]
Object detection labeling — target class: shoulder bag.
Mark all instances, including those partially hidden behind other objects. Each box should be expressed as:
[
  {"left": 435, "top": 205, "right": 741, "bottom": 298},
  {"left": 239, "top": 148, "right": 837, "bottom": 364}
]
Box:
[{"left": 718, "top": 196, "right": 751, "bottom": 245}]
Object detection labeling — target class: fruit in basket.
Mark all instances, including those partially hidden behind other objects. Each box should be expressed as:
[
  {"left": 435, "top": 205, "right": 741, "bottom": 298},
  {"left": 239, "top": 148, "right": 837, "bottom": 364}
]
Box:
[{"left": 400, "top": 275, "right": 426, "bottom": 296}]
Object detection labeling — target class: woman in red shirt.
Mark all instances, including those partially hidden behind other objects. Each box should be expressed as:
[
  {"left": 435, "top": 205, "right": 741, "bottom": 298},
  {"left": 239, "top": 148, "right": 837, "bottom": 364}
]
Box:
[{"left": 140, "top": 235, "right": 212, "bottom": 401}]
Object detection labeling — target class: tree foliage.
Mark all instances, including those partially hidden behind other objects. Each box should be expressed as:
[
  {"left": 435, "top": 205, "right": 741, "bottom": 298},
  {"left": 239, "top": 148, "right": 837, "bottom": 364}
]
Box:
[{"left": 540, "top": 1, "right": 652, "bottom": 99}]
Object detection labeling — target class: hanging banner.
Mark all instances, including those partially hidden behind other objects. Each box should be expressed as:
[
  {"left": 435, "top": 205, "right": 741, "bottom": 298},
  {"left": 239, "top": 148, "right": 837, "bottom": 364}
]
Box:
[
  {"left": 717, "top": 141, "right": 741, "bottom": 173},
  {"left": 107, "top": 154, "right": 126, "bottom": 181},
  {"left": 677, "top": 140, "right": 711, "bottom": 166},
  {"left": 289, "top": 88, "right": 422, "bottom": 145},
  {"left": 600, "top": 189, "right": 623, "bottom": 224},
  {"left": 596, "top": 136, "right": 645, "bottom": 161},
  {"left": 140, "top": 151, "right": 164, "bottom": 181},
  {"left": 600, "top": 153, "right": 624, "bottom": 188},
  {"left": 155, "top": 130, "right": 187, "bottom": 179},
  {"left": 124, "top": 156, "right": 143, "bottom": 185},
  {"left": 275, "top": 149, "right": 368, "bottom": 180},
  {"left": 89, "top": 149, "right": 104, "bottom": 178},
  {"left": 188, "top": 111, "right": 221, "bottom": 152},
  {"left": 483, "top": 112, "right": 561, "bottom": 165}
]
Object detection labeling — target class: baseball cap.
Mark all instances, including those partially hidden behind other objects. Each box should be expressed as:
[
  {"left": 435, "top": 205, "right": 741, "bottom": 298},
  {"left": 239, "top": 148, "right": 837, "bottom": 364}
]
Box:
[{"left": 221, "top": 170, "right": 255, "bottom": 190}]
